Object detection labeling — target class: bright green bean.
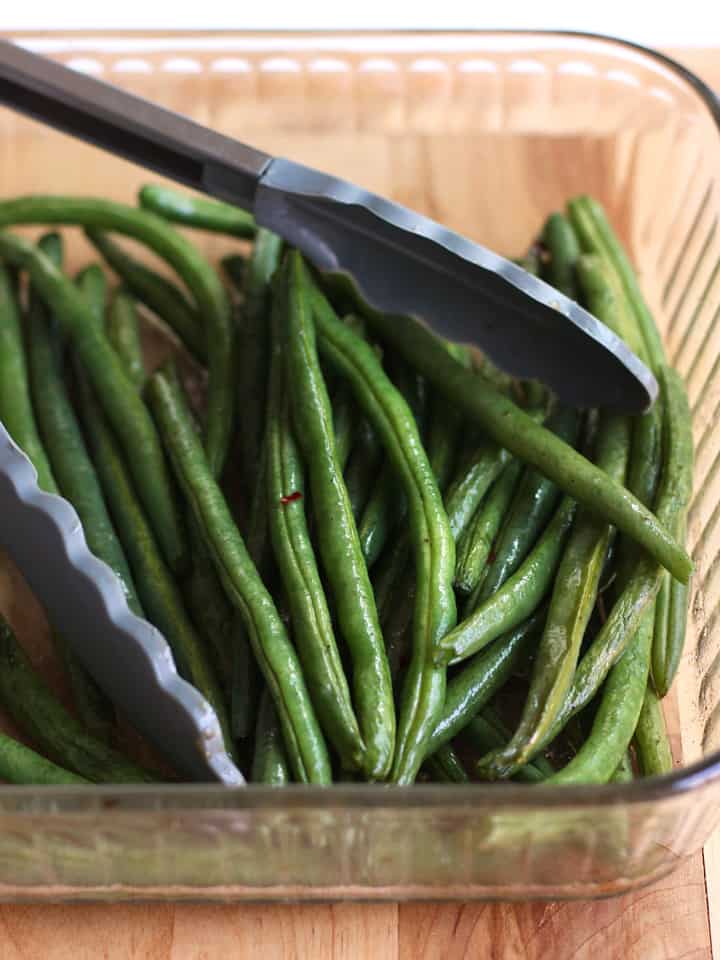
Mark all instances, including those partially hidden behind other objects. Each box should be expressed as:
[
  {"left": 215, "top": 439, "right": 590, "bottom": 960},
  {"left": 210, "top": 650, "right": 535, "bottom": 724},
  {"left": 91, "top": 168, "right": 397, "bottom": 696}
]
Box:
[
  {"left": 251, "top": 688, "right": 291, "bottom": 784},
  {"left": 139, "top": 184, "right": 256, "bottom": 238},
  {"left": 148, "top": 365, "right": 331, "bottom": 784},
  {"left": 634, "top": 685, "right": 674, "bottom": 777},
  {"left": 0, "top": 196, "right": 234, "bottom": 476},
  {"left": 107, "top": 290, "right": 146, "bottom": 390}
]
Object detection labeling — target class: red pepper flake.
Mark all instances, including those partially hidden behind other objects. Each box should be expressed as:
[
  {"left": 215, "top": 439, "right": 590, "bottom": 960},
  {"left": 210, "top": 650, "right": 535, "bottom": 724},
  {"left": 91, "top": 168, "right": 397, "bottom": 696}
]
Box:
[
  {"left": 279, "top": 491, "right": 303, "bottom": 505},
  {"left": 487, "top": 550, "right": 496, "bottom": 564}
]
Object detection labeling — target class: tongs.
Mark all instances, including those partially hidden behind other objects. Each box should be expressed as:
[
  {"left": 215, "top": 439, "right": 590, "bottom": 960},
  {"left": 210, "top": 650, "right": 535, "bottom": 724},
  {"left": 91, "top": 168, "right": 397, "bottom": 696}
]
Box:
[{"left": 0, "top": 40, "right": 658, "bottom": 784}]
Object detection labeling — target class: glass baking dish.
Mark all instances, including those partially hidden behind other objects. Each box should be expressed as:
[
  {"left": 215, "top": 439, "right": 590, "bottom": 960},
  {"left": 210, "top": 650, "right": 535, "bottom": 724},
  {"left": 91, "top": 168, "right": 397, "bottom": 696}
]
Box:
[{"left": 0, "top": 28, "right": 719, "bottom": 902}]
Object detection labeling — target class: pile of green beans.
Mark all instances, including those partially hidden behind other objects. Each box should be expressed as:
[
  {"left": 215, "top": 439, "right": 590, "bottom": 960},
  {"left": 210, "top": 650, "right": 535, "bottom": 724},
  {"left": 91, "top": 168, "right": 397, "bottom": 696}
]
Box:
[{"left": 0, "top": 186, "right": 692, "bottom": 787}]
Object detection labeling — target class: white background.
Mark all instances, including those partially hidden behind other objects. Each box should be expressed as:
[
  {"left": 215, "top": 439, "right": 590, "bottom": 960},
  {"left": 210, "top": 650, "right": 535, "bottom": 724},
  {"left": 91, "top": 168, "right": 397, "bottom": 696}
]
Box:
[{"left": 0, "top": 1, "right": 718, "bottom": 48}]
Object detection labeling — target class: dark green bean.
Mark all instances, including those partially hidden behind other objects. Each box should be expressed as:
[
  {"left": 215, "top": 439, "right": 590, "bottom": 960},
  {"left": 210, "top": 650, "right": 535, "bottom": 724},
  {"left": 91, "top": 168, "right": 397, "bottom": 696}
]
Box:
[
  {"left": 372, "top": 536, "right": 410, "bottom": 626},
  {"left": 0, "top": 196, "right": 234, "bottom": 476},
  {"left": 147, "top": 366, "right": 331, "bottom": 784},
  {"left": 251, "top": 688, "right": 290, "bottom": 784},
  {"left": 278, "top": 255, "right": 394, "bottom": 779},
  {"left": 221, "top": 253, "right": 246, "bottom": 290},
  {"left": 0, "top": 614, "right": 153, "bottom": 783},
  {"left": 444, "top": 441, "right": 511, "bottom": 544},
  {"left": 344, "top": 416, "right": 383, "bottom": 520},
  {"left": 28, "top": 257, "right": 142, "bottom": 617},
  {"left": 0, "top": 729, "right": 90, "bottom": 785},
  {"left": 437, "top": 496, "right": 576, "bottom": 666},
  {"left": 426, "top": 610, "right": 545, "bottom": 756},
  {"left": 357, "top": 358, "right": 425, "bottom": 569},
  {"left": 0, "top": 231, "right": 189, "bottom": 575},
  {"left": 237, "top": 228, "right": 283, "bottom": 494},
  {"left": 454, "top": 460, "right": 522, "bottom": 596},
  {"left": 609, "top": 750, "right": 634, "bottom": 783},
  {"left": 74, "top": 263, "right": 107, "bottom": 323},
  {"left": 540, "top": 212, "right": 580, "bottom": 298},
  {"left": 107, "top": 290, "right": 146, "bottom": 390},
  {"left": 473, "top": 406, "right": 580, "bottom": 607},
  {"left": 309, "top": 279, "right": 457, "bottom": 784},
  {"left": 353, "top": 307, "right": 691, "bottom": 583},
  {"left": 266, "top": 300, "right": 364, "bottom": 768},
  {"left": 0, "top": 261, "right": 56, "bottom": 493},
  {"left": 481, "top": 413, "right": 630, "bottom": 775},
  {"left": 86, "top": 229, "right": 205, "bottom": 362},
  {"left": 139, "top": 184, "right": 256, "bottom": 238},
  {"left": 461, "top": 716, "right": 545, "bottom": 783},
  {"left": 424, "top": 743, "right": 468, "bottom": 783},
  {"left": 547, "top": 610, "right": 653, "bottom": 785},
  {"left": 634, "top": 685, "right": 673, "bottom": 777},
  {"left": 74, "top": 366, "right": 235, "bottom": 760},
  {"left": 331, "top": 383, "right": 356, "bottom": 472},
  {"left": 653, "top": 514, "right": 690, "bottom": 697}
]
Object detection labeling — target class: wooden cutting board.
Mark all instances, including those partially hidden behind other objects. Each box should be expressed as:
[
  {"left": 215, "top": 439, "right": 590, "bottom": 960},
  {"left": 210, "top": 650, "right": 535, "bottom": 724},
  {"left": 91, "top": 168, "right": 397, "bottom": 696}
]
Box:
[{"left": 0, "top": 45, "right": 717, "bottom": 960}]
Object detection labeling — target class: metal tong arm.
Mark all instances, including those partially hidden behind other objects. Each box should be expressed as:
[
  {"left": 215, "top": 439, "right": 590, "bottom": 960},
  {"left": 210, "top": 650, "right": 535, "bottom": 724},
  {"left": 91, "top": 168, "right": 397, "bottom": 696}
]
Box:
[{"left": 0, "top": 39, "right": 271, "bottom": 208}]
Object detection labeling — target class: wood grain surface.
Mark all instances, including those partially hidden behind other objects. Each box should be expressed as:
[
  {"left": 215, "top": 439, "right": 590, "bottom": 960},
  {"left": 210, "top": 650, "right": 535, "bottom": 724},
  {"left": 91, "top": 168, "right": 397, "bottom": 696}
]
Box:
[{"left": 0, "top": 43, "right": 717, "bottom": 960}]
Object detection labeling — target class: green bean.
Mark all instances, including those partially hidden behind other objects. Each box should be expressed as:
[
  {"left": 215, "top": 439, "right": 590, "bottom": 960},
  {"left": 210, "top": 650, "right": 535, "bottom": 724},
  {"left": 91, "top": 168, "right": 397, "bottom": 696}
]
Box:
[
  {"left": 357, "top": 358, "right": 425, "bottom": 569},
  {"left": 461, "top": 716, "right": 545, "bottom": 783},
  {"left": 74, "top": 263, "right": 107, "bottom": 323},
  {"left": 86, "top": 229, "right": 205, "bottom": 362},
  {"left": 343, "top": 418, "right": 383, "bottom": 520},
  {"left": 0, "top": 729, "right": 90, "bottom": 785},
  {"left": 237, "top": 228, "right": 284, "bottom": 494},
  {"left": 474, "top": 407, "right": 580, "bottom": 606},
  {"left": 425, "top": 393, "right": 462, "bottom": 492},
  {"left": 373, "top": 536, "right": 410, "bottom": 626},
  {"left": 546, "top": 610, "right": 653, "bottom": 785},
  {"left": 653, "top": 514, "right": 690, "bottom": 697},
  {"left": 609, "top": 750, "right": 634, "bottom": 783},
  {"left": 481, "top": 413, "right": 630, "bottom": 775},
  {"left": 495, "top": 367, "right": 693, "bottom": 775},
  {"left": 309, "top": 281, "right": 457, "bottom": 784},
  {"left": 0, "top": 196, "right": 234, "bottom": 476},
  {"left": 277, "top": 255, "right": 394, "bottom": 780},
  {"left": 251, "top": 688, "right": 291, "bottom": 784},
  {"left": 634, "top": 685, "right": 674, "bottom": 777},
  {"left": 426, "top": 610, "right": 545, "bottom": 756},
  {"left": 74, "top": 366, "right": 235, "bottom": 760},
  {"left": 0, "top": 232, "right": 189, "bottom": 576},
  {"left": 0, "top": 614, "right": 153, "bottom": 783},
  {"left": 28, "top": 258, "right": 142, "bottom": 617},
  {"left": 0, "top": 261, "right": 57, "bottom": 493},
  {"left": 437, "top": 496, "right": 576, "bottom": 666},
  {"left": 221, "top": 253, "right": 246, "bottom": 290},
  {"left": 444, "top": 442, "right": 511, "bottom": 544},
  {"left": 139, "top": 184, "right": 256, "bottom": 238},
  {"left": 424, "top": 743, "right": 468, "bottom": 783},
  {"left": 147, "top": 365, "right": 331, "bottom": 784},
  {"left": 540, "top": 212, "right": 580, "bottom": 298},
  {"left": 454, "top": 460, "right": 522, "bottom": 596},
  {"left": 231, "top": 618, "right": 257, "bottom": 740},
  {"left": 354, "top": 308, "right": 690, "bottom": 582},
  {"left": 331, "top": 383, "right": 356, "bottom": 472},
  {"left": 107, "top": 290, "right": 146, "bottom": 389},
  {"left": 27, "top": 235, "right": 116, "bottom": 744},
  {"left": 266, "top": 300, "right": 364, "bottom": 768},
  {"left": 568, "top": 196, "right": 665, "bottom": 368}
]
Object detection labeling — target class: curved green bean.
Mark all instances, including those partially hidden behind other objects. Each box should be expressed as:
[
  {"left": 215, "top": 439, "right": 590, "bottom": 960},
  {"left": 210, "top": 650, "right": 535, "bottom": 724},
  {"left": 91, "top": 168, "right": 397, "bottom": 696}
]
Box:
[
  {"left": 75, "top": 366, "right": 235, "bottom": 760},
  {"left": 546, "top": 610, "right": 653, "bottom": 786},
  {"left": 148, "top": 365, "right": 331, "bottom": 784},
  {"left": 356, "top": 308, "right": 691, "bottom": 583},
  {"left": 0, "top": 730, "right": 90, "bottom": 785},
  {"left": 86, "top": 228, "right": 205, "bottom": 361},
  {"left": 107, "top": 290, "right": 146, "bottom": 390},
  {"left": 540, "top": 212, "right": 580, "bottom": 298},
  {"left": 0, "top": 196, "right": 234, "bottom": 476},
  {"left": 437, "top": 496, "right": 576, "bottom": 666},
  {"left": 0, "top": 614, "right": 153, "bottom": 783},
  {"left": 0, "top": 231, "right": 188, "bottom": 575},
  {"left": 279, "top": 254, "right": 395, "bottom": 780},
  {"left": 309, "top": 285, "right": 457, "bottom": 783},
  {"left": 634, "top": 685, "right": 674, "bottom": 777},
  {"left": 139, "top": 184, "right": 256, "bottom": 238},
  {"left": 74, "top": 263, "right": 107, "bottom": 324},
  {"left": 251, "top": 688, "right": 291, "bottom": 784},
  {"left": 425, "top": 744, "right": 468, "bottom": 783},
  {"left": 0, "top": 261, "right": 57, "bottom": 493},
  {"left": 266, "top": 302, "right": 365, "bottom": 768},
  {"left": 426, "top": 610, "right": 545, "bottom": 756}
]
